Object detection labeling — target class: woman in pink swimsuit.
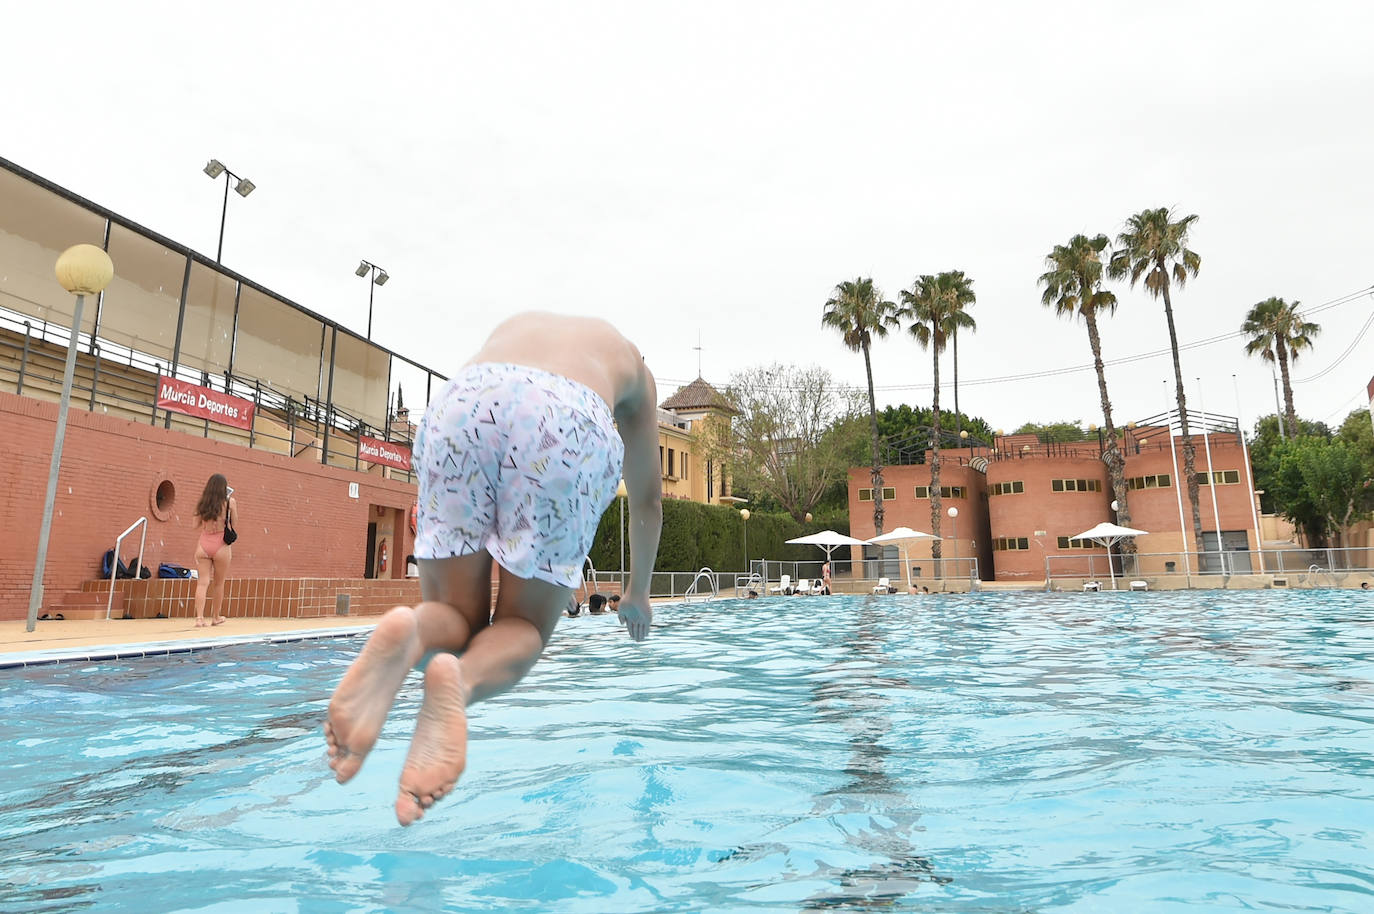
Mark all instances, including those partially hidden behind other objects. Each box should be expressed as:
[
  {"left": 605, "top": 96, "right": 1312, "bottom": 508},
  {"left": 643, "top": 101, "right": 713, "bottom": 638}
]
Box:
[{"left": 192, "top": 473, "right": 238, "bottom": 627}]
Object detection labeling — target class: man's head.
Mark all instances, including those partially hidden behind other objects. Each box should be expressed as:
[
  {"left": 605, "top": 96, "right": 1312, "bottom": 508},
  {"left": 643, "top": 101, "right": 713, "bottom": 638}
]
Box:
[
  {"left": 588, "top": 593, "right": 608, "bottom": 613},
  {"left": 608, "top": 593, "right": 621, "bottom": 608}
]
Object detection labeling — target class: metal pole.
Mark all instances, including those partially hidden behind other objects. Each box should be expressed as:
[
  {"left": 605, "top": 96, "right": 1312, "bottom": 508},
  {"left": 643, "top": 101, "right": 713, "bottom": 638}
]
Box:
[
  {"left": 1233, "top": 374, "right": 1266, "bottom": 573},
  {"left": 367, "top": 268, "right": 375, "bottom": 340},
  {"left": 27, "top": 294, "right": 86, "bottom": 631},
  {"left": 216, "top": 171, "right": 230, "bottom": 262},
  {"left": 1197, "top": 378, "right": 1223, "bottom": 573},
  {"left": 618, "top": 495, "right": 625, "bottom": 585}
]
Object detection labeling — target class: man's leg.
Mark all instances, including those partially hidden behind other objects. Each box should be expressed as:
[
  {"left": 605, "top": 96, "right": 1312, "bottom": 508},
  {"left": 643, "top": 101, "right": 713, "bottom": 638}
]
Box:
[
  {"left": 393, "top": 568, "right": 567, "bottom": 825},
  {"left": 325, "top": 551, "right": 492, "bottom": 784}
]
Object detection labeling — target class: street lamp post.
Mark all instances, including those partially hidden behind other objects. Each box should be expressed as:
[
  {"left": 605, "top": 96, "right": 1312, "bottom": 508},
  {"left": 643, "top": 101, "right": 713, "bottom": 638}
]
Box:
[
  {"left": 616, "top": 479, "right": 628, "bottom": 589},
  {"left": 27, "top": 244, "right": 114, "bottom": 632},
  {"left": 203, "top": 159, "right": 255, "bottom": 263},
  {"left": 354, "top": 260, "right": 390, "bottom": 340},
  {"left": 947, "top": 506, "right": 959, "bottom": 586},
  {"left": 740, "top": 509, "right": 750, "bottom": 576}
]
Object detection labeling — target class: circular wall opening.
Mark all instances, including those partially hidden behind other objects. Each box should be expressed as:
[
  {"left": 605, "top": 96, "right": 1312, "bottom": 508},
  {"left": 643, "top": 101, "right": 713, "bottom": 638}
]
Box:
[{"left": 150, "top": 478, "right": 175, "bottom": 521}]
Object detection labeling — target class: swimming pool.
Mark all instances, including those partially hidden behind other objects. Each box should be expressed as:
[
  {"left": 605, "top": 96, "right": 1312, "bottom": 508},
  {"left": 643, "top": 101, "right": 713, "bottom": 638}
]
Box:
[{"left": 2, "top": 590, "right": 1372, "bottom": 912}]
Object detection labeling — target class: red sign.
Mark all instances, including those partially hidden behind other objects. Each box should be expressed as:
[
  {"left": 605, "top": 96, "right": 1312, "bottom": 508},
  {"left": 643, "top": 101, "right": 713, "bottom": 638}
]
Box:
[
  {"left": 156, "top": 375, "right": 255, "bottom": 431},
  {"left": 358, "top": 434, "right": 412, "bottom": 471}
]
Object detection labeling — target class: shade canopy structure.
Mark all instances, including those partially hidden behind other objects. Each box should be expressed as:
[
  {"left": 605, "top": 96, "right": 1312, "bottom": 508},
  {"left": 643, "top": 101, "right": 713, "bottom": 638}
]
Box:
[
  {"left": 1069, "top": 522, "right": 1149, "bottom": 590},
  {"left": 866, "top": 527, "right": 941, "bottom": 592},
  {"left": 785, "top": 530, "right": 870, "bottom": 564}
]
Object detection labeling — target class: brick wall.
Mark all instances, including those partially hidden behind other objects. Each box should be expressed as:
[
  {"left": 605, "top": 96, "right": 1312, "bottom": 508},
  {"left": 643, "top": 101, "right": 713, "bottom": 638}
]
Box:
[{"left": 0, "top": 390, "right": 418, "bottom": 621}]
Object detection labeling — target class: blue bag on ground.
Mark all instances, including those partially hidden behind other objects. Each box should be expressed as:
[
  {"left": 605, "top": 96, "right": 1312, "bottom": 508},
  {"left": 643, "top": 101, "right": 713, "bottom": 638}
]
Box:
[{"left": 158, "top": 562, "right": 192, "bottom": 579}]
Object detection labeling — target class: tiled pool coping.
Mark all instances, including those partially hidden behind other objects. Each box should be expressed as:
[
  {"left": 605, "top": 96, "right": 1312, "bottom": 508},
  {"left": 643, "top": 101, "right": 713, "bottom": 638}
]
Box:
[{"left": 0, "top": 625, "right": 376, "bottom": 669}]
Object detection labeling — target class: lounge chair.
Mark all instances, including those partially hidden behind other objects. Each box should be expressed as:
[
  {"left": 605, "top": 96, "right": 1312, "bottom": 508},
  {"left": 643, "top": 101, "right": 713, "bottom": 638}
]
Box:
[
  {"left": 1083, "top": 581, "right": 1101, "bottom": 592},
  {"left": 872, "top": 577, "right": 891, "bottom": 594},
  {"left": 1129, "top": 580, "right": 1148, "bottom": 591},
  {"left": 768, "top": 574, "right": 792, "bottom": 595}
]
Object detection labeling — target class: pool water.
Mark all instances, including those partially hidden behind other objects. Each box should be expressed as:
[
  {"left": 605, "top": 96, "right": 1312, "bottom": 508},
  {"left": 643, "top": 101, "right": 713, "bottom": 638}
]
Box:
[{"left": 2, "top": 590, "right": 1372, "bottom": 912}]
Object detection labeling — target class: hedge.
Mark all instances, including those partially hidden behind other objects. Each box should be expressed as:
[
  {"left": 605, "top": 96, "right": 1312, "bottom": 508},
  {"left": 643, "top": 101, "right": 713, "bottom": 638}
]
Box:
[{"left": 585, "top": 498, "right": 851, "bottom": 575}]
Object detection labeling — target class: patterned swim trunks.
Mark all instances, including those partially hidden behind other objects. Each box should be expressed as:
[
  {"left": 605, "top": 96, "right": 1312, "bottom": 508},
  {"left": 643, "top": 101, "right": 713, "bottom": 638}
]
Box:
[{"left": 413, "top": 362, "right": 625, "bottom": 588}]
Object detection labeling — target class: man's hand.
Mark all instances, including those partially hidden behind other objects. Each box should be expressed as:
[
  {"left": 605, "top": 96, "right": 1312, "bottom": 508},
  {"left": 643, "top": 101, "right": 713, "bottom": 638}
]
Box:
[{"left": 617, "top": 600, "right": 652, "bottom": 642}]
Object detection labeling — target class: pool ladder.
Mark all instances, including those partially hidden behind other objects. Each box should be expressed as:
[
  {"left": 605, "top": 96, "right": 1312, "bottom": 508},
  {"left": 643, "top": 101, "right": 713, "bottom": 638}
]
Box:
[{"left": 681, "top": 567, "right": 719, "bottom": 602}]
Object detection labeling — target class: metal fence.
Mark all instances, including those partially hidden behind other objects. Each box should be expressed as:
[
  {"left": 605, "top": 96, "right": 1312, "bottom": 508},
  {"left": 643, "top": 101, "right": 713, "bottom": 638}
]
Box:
[{"left": 1045, "top": 547, "right": 1374, "bottom": 587}]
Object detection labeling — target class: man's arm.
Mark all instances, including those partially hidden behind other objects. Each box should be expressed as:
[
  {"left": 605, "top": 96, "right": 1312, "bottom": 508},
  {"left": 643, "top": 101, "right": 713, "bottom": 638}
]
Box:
[{"left": 617, "top": 365, "right": 662, "bottom": 641}]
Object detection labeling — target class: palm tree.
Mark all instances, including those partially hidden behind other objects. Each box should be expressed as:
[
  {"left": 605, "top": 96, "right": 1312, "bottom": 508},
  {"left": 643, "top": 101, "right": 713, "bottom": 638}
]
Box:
[
  {"left": 1040, "top": 234, "right": 1134, "bottom": 544},
  {"left": 1108, "top": 207, "right": 1204, "bottom": 553},
  {"left": 901, "top": 270, "right": 976, "bottom": 569},
  {"left": 1242, "top": 297, "right": 1320, "bottom": 440},
  {"left": 823, "top": 277, "right": 899, "bottom": 535}
]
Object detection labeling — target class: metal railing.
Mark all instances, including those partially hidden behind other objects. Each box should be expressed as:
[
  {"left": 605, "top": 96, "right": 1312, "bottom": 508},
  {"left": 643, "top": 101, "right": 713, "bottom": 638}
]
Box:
[
  {"left": 0, "top": 309, "right": 420, "bottom": 483},
  {"left": 681, "top": 567, "right": 719, "bottom": 602},
  {"left": 1045, "top": 547, "right": 1374, "bottom": 587},
  {"left": 106, "top": 516, "right": 147, "bottom": 620}
]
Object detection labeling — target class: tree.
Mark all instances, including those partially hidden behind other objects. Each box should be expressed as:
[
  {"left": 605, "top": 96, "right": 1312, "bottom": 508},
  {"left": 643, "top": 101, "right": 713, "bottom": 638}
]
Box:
[
  {"left": 1276, "top": 437, "right": 1371, "bottom": 550},
  {"left": 1241, "top": 297, "right": 1320, "bottom": 440},
  {"left": 1248, "top": 413, "right": 1332, "bottom": 515},
  {"left": 1109, "top": 207, "right": 1204, "bottom": 553},
  {"left": 1039, "top": 233, "right": 1134, "bottom": 541},
  {"left": 822, "top": 277, "right": 900, "bottom": 534},
  {"left": 901, "top": 270, "right": 977, "bottom": 564},
  {"left": 874, "top": 404, "right": 995, "bottom": 460},
  {"left": 696, "top": 363, "right": 867, "bottom": 523},
  {"left": 1012, "top": 420, "right": 1094, "bottom": 442}
]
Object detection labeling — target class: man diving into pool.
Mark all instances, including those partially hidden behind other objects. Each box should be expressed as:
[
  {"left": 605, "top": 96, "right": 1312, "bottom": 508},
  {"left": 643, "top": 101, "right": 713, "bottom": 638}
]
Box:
[{"left": 324, "top": 312, "right": 663, "bottom": 825}]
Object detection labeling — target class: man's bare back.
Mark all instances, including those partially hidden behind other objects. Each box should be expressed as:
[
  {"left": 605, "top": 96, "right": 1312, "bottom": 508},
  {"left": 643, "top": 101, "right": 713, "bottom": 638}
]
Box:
[{"left": 469, "top": 312, "right": 649, "bottom": 421}]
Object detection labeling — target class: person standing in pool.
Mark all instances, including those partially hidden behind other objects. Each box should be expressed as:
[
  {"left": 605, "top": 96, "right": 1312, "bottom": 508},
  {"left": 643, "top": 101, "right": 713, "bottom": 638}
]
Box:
[
  {"left": 325, "top": 312, "right": 663, "bottom": 826},
  {"left": 192, "top": 473, "right": 237, "bottom": 627}
]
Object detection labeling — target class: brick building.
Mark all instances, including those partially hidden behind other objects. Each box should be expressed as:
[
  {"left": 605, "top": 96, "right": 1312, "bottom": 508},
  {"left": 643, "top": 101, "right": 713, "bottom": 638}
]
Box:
[{"left": 847, "top": 421, "right": 1264, "bottom": 584}]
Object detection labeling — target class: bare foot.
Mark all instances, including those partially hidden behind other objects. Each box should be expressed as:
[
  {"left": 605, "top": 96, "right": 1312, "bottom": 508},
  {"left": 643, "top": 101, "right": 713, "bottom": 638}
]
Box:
[
  {"left": 195, "top": 619, "right": 207, "bottom": 628},
  {"left": 325, "top": 606, "right": 423, "bottom": 784},
  {"left": 211, "top": 616, "right": 227, "bottom": 626},
  {"left": 395, "top": 652, "right": 469, "bottom": 827}
]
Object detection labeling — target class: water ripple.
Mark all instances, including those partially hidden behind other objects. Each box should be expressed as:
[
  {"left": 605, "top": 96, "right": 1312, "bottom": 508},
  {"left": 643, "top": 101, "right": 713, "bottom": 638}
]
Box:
[{"left": 1, "top": 589, "right": 1371, "bottom": 911}]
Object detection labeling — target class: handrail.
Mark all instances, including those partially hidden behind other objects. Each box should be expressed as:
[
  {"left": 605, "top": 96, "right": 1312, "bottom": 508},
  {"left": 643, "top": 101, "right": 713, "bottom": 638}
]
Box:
[
  {"left": 106, "top": 517, "right": 148, "bottom": 620},
  {"left": 682, "top": 567, "right": 718, "bottom": 602},
  {"left": 735, "top": 571, "right": 762, "bottom": 597}
]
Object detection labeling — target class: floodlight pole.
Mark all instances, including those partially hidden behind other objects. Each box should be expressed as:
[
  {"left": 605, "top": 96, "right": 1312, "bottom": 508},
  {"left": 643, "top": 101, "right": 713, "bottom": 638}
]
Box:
[
  {"left": 367, "top": 274, "right": 376, "bottom": 339},
  {"left": 217, "top": 171, "right": 231, "bottom": 262}
]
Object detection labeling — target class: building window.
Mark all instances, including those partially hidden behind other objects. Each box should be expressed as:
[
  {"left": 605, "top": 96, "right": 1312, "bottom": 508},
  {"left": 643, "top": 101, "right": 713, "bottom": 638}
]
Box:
[
  {"left": 659, "top": 446, "right": 664, "bottom": 475},
  {"left": 1197, "top": 470, "right": 1241, "bottom": 486},
  {"left": 667, "top": 448, "right": 675, "bottom": 478},
  {"left": 1051, "top": 478, "right": 1102, "bottom": 493},
  {"left": 914, "top": 485, "right": 966, "bottom": 499},
  {"left": 990, "top": 480, "right": 1024, "bottom": 496},
  {"left": 857, "top": 486, "right": 896, "bottom": 502},
  {"left": 706, "top": 459, "right": 714, "bottom": 500},
  {"left": 992, "top": 536, "right": 1030, "bottom": 551},
  {"left": 682, "top": 454, "right": 688, "bottom": 479},
  {"left": 1056, "top": 536, "right": 1099, "bottom": 549},
  {"left": 1127, "top": 474, "right": 1171, "bottom": 490}
]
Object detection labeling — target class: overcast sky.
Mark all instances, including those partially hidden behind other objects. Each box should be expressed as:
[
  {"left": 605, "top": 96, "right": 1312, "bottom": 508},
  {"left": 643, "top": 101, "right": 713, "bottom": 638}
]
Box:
[{"left": 6, "top": 1, "right": 1372, "bottom": 435}]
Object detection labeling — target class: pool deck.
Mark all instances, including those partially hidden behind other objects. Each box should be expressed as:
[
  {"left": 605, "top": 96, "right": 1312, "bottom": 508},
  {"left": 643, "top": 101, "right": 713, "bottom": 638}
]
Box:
[{"left": 0, "top": 615, "right": 380, "bottom": 668}]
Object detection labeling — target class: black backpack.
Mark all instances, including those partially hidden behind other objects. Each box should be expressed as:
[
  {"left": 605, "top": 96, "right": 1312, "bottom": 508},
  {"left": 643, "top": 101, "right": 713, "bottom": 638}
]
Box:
[{"left": 101, "top": 549, "right": 136, "bottom": 580}]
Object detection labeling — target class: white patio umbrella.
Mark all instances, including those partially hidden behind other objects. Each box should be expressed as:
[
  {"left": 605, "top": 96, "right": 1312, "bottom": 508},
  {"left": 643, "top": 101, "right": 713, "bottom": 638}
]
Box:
[
  {"left": 865, "top": 527, "right": 940, "bottom": 593},
  {"left": 785, "top": 530, "right": 871, "bottom": 573},
  {"left": 1068, "top": 521, "right": 1149, "bottom": 590}
]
